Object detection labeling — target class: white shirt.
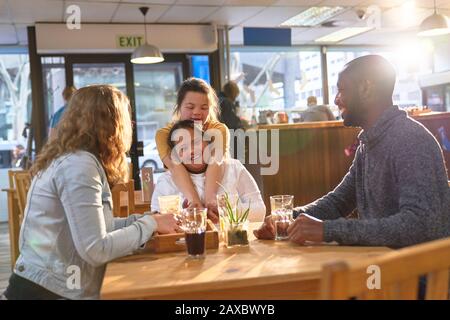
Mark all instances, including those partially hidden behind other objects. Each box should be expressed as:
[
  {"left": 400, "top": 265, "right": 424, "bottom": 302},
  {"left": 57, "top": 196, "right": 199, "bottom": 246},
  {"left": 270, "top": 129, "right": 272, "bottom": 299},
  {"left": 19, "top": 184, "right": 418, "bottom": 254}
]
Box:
[{"left": 151, "top": 158, "right": 266, "bottom": 222}]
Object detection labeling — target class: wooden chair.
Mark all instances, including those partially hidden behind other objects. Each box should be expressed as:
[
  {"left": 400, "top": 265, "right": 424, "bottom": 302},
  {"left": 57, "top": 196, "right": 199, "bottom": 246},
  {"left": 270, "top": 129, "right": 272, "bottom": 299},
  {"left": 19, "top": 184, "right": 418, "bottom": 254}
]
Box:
[
  {"left": 13, "top": 171, "right": 32, "bottom": 223},
  {"left": 111, "top": 179, "right": 135, "bottom": 218},
  {"left": 4, "top": 170, "right": 30, "bottom": 269},
  {"left": 321, "top": 237, "right": 450, "bottom": 300},
  {"left": 128, "top": 162, "right": 133, "bottom": 178}
]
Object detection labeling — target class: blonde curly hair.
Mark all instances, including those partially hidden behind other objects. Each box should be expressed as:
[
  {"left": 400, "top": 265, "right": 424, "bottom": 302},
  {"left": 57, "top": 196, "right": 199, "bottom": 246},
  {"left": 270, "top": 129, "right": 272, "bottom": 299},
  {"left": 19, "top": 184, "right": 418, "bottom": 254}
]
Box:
[{"left": 31, "top": 85, "right": 132, "bottom": 187}]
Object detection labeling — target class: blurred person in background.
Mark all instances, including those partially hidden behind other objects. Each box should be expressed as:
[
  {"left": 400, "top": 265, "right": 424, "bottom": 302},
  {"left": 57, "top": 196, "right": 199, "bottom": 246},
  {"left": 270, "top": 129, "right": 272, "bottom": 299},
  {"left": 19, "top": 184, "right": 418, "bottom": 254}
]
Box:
[
  {"left": 301, "top": 96, "right": 335, "bottom": 122},
  {"left": 48, "top": 85, "right": 77, "bottom": 137},
  {"left": 219, "top": 81, "right": 244, "bottom": 130}
]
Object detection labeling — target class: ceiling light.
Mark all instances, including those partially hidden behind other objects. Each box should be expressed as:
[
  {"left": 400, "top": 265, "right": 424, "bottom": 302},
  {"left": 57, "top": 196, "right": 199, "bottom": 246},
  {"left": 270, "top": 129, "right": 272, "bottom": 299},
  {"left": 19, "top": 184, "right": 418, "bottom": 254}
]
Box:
[
  {"left": 315, "top": 27, "right": 373, "bottom": 43},
  {"left": 281, "top": 7, "right": 345, "bottom": 27},
  {"left": 417, "top": 0, "right": 450, "bottom": 37},
  {"left": 131, "top": 7, "right": 164, "bottom": 64}
]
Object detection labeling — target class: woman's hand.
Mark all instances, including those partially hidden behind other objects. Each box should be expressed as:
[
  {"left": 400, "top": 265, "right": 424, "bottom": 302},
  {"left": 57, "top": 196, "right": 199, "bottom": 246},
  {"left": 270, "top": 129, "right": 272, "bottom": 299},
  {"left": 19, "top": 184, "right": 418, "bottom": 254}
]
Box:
[{"left": 152, "top": 213, "right": 182, "bottom": 234}]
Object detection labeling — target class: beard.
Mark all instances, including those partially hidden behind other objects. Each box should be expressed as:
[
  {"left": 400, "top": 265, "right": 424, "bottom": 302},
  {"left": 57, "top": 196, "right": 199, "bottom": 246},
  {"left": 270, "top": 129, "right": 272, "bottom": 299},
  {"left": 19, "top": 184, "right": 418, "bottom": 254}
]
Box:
[{"left": 342, "top": 96, "right": 369, "bottom": 127}]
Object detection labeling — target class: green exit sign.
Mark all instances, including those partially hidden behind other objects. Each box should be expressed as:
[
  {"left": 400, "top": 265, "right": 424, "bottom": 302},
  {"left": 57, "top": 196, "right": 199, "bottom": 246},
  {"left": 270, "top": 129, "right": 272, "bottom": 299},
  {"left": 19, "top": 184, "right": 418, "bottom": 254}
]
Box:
[{"left": 116, "top": 35, "right": 144, "bottom": 48}]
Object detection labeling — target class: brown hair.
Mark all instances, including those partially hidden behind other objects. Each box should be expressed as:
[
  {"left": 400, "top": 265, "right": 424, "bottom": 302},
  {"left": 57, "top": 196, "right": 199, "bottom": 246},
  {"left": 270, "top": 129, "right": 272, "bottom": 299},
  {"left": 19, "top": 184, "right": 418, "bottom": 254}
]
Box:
[
  {"left": 222, "top": 81, "right": 240, "bottom": 101},
  {"left": 62, "top": 85, "right": 77, "bottom": 102},
  {"left": 173, "top": 77, "right": 219, "bottom": 122},
  {"left": 31, "top": 85, "right": 132, "bottom": 187}
]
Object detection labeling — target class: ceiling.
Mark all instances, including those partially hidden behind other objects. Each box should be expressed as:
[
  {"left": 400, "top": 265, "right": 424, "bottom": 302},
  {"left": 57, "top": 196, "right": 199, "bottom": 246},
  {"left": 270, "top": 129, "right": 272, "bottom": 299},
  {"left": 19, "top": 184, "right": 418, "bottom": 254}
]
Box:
[{"left": 1, "top": 0, "right": 450, "bottom": 47}]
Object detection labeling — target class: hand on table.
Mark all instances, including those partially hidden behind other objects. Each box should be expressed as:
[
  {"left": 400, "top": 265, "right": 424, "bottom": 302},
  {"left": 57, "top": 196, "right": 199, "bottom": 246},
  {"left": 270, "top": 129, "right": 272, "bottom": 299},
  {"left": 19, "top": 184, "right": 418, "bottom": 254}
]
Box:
[
  {"left": 253, "top": 215, "right": 275, "bottom": 240},
  {"left": 287, "top": 213, "right": 324, "bottom": 245}
]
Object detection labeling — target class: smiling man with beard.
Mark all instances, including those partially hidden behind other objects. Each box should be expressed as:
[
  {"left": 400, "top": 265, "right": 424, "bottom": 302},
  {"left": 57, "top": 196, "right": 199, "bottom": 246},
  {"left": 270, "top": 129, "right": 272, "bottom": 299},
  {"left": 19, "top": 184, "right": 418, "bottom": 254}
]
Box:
[{"left": 254, "top": 55, "right": 450, "bottom": 249}]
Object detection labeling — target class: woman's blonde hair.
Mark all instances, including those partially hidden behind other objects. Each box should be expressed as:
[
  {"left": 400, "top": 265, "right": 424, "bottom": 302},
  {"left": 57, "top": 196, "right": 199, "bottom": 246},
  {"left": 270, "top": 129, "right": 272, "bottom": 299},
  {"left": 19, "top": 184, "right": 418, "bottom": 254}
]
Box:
[
  {"left": 31, "top": 85, "right": 132, "bottom": 187},
  {"left": 172, "top": 77, "right": 219, "bottom": 122}
]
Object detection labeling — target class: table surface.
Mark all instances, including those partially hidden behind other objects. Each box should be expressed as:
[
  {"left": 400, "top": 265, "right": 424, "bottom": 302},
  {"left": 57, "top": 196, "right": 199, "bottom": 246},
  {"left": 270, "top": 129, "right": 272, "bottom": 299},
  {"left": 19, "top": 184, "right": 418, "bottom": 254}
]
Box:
[{"left": 101, "top": 223, "right": 390, "bottom": 299}]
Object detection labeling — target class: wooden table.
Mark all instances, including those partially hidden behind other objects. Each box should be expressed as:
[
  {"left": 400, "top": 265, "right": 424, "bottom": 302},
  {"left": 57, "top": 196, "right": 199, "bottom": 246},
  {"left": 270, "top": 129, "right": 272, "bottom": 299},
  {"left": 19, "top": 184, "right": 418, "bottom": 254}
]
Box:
[
  {"left": 101, "top": 223, "right": 390, "bottom": 300},
  {"left": 119, "top": 190, "right": 151, "bottom": 215}
]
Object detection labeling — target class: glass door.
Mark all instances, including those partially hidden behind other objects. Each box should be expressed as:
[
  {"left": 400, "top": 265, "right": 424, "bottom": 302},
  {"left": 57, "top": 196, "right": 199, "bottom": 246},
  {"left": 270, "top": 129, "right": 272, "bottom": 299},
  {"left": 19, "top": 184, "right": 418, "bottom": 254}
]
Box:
[{"left": 133, "top": 62, "right": 183, "bottom": 178}]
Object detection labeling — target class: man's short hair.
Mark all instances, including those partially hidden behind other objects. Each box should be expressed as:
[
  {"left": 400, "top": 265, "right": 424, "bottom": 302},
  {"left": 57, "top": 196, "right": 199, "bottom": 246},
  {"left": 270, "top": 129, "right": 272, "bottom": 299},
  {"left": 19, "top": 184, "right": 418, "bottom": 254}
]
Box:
[{"left": 342, "top": 55, "right": 396, "bottom": 96}]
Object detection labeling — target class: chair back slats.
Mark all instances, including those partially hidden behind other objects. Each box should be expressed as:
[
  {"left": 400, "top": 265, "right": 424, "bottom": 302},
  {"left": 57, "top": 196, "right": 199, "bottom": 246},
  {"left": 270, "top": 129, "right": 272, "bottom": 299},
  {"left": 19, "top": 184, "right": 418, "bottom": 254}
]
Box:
[
  {"left": 13, "top": 171, "right": 32, "bottom": 223},
  {"left": 111, "top": 179, "right": 135, "bottom": 217},
  {"left": 392, "top": 278, "right": 419, "bottom": 300},
  {"left": 321, "top": 237, "right": 450, "bottom": 300},
  {"left": 6, "top": 170, "right": 30, "bottom": 268},
  {"left": 425, "top": 269, "right": 450, "bottom": 300}
]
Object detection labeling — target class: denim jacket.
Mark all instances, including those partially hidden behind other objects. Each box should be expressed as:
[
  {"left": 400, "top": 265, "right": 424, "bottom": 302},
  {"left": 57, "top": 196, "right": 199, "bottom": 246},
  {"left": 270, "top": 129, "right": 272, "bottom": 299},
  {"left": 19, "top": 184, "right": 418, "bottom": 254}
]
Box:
[{"left": 14, "top": 151, "right": 156, "bottom": 299}]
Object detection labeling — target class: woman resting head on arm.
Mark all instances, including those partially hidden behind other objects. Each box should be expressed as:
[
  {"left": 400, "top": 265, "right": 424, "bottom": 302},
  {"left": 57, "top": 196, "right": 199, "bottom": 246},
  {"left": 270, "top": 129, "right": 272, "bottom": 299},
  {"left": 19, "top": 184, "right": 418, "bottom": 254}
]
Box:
[
  {"left": 3, "top": 85, "right": 179, "bottom": 300},
  {"left": 155, "top": 78, "right": 230, "bottom": 221}
]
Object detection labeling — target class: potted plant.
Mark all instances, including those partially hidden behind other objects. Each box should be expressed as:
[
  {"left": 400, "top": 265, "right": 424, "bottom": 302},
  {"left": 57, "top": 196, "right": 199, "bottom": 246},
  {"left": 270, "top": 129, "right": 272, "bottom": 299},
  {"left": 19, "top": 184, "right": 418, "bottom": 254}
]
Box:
[{"left": 218, "top": 185, "right": 250, "bottom": 248}]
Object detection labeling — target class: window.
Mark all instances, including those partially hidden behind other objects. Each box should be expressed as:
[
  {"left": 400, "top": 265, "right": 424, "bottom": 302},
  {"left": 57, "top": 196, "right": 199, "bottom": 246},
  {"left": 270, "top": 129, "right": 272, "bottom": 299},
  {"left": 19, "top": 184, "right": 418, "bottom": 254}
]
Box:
[
  {"left": 332, "top": 85, "right": 338, "bottom": 95},
  {"left": 326, "top": 49, "right": 432, "bottom": 109},
  {"left": 408, "top": 91, "right": 421, "bottom": 101},
  {"left": 230, "top": 48, "right": 323, "bottom": 120},
  {"left": 315, "top": 89, "right": 322, "bottom": 97},
  {"left": 42, "top": 56, "right": 66, "bottom": 126},
  {"left": 0, "top": 51, "right": 31, "bottom": 222}
]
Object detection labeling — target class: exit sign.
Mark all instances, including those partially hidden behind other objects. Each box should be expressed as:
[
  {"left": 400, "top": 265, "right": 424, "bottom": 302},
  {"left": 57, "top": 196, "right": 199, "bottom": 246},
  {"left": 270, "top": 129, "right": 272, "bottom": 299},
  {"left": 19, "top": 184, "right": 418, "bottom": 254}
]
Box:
[{"left": 116, "top": 35, "right": 144, "bottom": 48}]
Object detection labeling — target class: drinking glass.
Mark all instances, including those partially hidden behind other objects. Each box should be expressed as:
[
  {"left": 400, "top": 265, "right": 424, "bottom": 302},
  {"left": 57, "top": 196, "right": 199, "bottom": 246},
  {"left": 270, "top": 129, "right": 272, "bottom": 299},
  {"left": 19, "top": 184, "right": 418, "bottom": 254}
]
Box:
[
  {"left": 158, "top": 195, "right": 181, "bottom": 215},
  {"left": 181, "top": 208, "right": 207, "bottom": 259},
  {"left": 270, "top": 195, "right": 294, "bottom": 241}
]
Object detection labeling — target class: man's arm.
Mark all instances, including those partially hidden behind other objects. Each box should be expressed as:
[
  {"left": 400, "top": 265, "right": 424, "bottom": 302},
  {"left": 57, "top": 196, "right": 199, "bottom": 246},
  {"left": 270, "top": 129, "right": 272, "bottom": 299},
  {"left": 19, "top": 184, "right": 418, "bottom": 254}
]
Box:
[
  {"left": 295, "top": 149, "right": 360, "bottom": 220},
  {"left": 323, "top": 133, "right": 449, "bottom": 248}
]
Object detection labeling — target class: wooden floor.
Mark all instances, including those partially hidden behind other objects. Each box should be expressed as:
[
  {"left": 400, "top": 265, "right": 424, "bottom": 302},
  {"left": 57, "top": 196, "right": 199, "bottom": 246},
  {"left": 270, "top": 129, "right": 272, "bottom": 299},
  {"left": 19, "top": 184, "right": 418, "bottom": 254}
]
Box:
[{"left": 0, "top": 223, "right": 11, "bottom": 293}]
